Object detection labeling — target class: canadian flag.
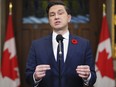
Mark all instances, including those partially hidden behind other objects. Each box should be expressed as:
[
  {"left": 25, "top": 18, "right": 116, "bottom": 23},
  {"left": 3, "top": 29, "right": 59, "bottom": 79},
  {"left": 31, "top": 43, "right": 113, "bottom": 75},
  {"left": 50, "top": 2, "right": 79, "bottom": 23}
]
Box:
[
  {"left": 0, "top": 11, "right": 20, "bottom": 86},
  {"left": 94, "top": 11, "right": 115, "bottom": 87}
]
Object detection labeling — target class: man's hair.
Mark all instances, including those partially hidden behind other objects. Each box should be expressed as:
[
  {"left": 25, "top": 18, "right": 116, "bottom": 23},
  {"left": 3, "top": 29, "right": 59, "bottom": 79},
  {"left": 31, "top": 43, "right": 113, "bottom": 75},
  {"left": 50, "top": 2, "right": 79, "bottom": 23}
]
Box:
[{"left": 46, "top": 1, "right": 71, "bottom": 16}]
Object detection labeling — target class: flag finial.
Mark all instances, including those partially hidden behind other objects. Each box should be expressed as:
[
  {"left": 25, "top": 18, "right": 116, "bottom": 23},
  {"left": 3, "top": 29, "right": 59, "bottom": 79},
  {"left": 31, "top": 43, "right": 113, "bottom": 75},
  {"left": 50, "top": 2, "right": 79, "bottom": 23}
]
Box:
[
  {"left": 9, "top": 2, "right": 12, "bottom": 15},
  {"left": 103, "top": 3, "right": 106, "bottom": 16}
]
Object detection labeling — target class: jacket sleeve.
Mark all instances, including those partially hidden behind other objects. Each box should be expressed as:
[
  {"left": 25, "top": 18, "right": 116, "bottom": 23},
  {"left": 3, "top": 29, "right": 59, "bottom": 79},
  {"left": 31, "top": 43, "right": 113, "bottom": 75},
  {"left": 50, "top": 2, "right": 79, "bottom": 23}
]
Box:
[
  {"left": 25, "top": 41, "right": 38, "bottom": 86},
  {"left": 84, "top": 40, "right": 97, "bottom": 86}
]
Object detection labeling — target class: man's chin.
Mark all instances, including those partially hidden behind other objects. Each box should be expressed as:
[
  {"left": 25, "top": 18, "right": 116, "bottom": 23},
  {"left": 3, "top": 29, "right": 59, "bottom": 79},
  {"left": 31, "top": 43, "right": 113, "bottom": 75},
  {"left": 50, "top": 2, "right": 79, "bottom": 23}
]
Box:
[
  {"left": 54, "top": 28, "right": 63, "bottom": 31},
  {"left": 54, "top": 26, "right": 63, "bottom": 29}
]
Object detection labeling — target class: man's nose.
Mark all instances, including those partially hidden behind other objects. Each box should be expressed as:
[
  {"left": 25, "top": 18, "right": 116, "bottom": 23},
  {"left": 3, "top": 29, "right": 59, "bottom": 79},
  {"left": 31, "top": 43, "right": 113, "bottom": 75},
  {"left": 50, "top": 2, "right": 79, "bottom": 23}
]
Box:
[{"left": 55, "top": 14, "right": 59, "bottom": 19}]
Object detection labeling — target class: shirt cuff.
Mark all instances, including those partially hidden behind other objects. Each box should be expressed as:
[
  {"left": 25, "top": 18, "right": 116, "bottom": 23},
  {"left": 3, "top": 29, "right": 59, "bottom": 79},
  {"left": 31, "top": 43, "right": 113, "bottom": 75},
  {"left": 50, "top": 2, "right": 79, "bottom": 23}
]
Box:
[
  {"left": 33, "top": 73, "right": 42, "bottom": 87},
  {"left": 83, "top": 73, "right": 91, "bottom": 86}
]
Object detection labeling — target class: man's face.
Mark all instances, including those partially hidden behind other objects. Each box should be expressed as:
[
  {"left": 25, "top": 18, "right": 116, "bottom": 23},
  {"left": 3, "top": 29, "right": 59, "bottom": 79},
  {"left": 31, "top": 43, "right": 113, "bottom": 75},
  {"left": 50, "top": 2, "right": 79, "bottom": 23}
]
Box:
[{"left": 48, "top": 5, "right": 71, "bottom": 31}]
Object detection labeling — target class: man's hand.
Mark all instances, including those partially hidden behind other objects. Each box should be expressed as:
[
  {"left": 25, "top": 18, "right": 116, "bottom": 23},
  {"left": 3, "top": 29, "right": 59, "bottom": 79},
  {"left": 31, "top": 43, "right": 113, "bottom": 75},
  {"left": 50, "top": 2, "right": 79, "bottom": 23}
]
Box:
[
  {"left": 34, "top": 65, "right": 51, "bottom": 81},
  {"left": 76, "top": 65, "right": 90, "bottom": 79}
]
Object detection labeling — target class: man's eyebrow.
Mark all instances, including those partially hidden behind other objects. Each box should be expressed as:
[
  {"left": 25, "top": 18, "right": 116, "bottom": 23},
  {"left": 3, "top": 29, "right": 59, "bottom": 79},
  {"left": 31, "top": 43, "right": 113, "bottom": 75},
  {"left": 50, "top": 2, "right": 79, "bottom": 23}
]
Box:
[
  {"left": 49, "top": 12, "right": 54, "bottom": 14},
  {"left": 58, "top": 9, "right": 64, "bottom": 12},
  {"left": 49, "top": 9, "right": 64, "bottom": 13}
]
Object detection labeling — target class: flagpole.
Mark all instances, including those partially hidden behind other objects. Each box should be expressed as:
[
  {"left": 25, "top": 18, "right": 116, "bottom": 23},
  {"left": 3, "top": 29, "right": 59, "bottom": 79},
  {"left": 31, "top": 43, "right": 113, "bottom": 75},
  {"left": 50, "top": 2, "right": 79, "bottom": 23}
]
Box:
[
  {"left": 103, "top": 3, "right": 106, "bottom": 16},
  {"left": 9, "top": 2, "right": 12, "bottom": 15}
]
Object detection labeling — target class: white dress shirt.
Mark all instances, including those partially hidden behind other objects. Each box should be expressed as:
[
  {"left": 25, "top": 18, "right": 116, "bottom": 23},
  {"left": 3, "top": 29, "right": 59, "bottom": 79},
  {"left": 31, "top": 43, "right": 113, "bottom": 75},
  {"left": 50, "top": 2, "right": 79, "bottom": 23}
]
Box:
[{"left": 52, "top": 31, "right": 69, "bottom": 62}]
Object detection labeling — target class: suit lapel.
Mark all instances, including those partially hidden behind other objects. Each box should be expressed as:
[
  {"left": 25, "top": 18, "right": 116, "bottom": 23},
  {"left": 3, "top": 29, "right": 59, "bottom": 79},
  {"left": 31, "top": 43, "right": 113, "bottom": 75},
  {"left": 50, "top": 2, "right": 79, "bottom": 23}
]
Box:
[
  {"left": 65, "top": 35, "right": 75, "bottom": 63},
  {"left": 45, "top": 35, "right": 59, "bottom": 73},
  {"left": 62, "top": 34, "right": 77, "bottom": 74}
]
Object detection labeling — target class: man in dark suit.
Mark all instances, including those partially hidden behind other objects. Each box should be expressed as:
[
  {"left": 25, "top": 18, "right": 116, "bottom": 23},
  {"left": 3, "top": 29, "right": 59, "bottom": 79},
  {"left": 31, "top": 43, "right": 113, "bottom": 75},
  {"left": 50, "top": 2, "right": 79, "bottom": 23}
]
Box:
[{"left": 26, "top": 1, "right": 96, "bottom": 87}]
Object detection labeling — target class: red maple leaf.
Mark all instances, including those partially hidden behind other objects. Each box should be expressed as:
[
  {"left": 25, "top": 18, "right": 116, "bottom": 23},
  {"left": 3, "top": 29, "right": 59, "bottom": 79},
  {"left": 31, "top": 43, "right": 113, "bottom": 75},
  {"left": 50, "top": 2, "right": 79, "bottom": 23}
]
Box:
[
  {"left": 1, "top": 49, "right": 19, "bottom": 80},
  {"left": 96, "top": 49, "right": 114, "bottom": 79}
]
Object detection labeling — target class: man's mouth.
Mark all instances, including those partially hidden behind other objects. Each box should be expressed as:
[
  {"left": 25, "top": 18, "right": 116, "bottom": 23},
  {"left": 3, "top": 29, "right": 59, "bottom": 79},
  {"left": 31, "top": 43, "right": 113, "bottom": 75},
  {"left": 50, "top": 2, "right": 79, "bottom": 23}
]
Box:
[{"left": 55, "top": 21, "right": 61, "bottom": 25}]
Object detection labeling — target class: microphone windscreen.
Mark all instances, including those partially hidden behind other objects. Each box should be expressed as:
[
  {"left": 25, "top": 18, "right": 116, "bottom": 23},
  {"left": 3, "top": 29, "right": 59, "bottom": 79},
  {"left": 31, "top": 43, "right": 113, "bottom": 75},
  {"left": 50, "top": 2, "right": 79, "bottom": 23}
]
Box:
[{"left": 56, "top": 34, "right": 64, "bottom": 43}]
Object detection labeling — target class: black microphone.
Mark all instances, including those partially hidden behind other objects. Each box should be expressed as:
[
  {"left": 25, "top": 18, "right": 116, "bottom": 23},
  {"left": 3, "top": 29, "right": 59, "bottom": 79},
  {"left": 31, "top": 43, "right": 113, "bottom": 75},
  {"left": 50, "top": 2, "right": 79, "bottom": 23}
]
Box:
[
  {"left": 56, "top": 34, "right": 64, "bottom": 55},
  {"left": 56, "top": 34, "right": 64, "bottom": 87},
  {"left": 56, "top": 34, "right": 64, "bottom": 43}
]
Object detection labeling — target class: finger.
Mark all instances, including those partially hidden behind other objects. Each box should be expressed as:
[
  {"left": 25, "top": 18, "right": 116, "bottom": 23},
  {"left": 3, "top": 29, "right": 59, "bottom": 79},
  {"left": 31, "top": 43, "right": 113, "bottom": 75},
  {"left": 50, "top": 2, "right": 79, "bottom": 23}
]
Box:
[
  {"left": 77, "top": 65, "right": 90, "bottom": 69},
  {"left": 38, "top": 65, "right": 50, "bottom": 70},
  {"left": 76, "top": 71, "right": 90, "bottom": 79},
  {"left": 37, "top": 74, "right": 46, "bottom": 78},
  {"left": 36, "top": 65, "right": 51, "bottom": 72},
  {"left": 76, "top": 70, "right": 90, "bottom": 78},
  {"left": 37, "top": 65, "right": 51, "bottom": 69},
  {"left": 36, "top": 71, "right": 46, "bottom": 75},
  {"left": 76, "top": 65, "right": 90, "bottom": 72},
  {"left": 76, "top": 70, "right": 89, "bottom": 75},
  {"left": 76, "top": 69, "right": 90, "bottom": 75},
  {"left": 34, "top": 71, "right": 46, "bottom": 80},
  {"left": 35, "top": 73, "right": 46, "bottom": 80},
  {"left": 76, "top": 68, "right": 90, "bottom": 72},
  {"left": 78, "top": 74, "right": 88, "bottom": 79},
  {"left": 37, "top": 67, "right": 50, "bottom": 72}
]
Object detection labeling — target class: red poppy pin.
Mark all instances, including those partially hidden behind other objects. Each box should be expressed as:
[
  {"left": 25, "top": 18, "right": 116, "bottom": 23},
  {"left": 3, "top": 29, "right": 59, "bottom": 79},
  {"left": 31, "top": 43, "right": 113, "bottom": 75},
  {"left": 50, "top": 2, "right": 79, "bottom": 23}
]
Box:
[{"left": 71, "top": 39, "right": 78, "bottom": 44}]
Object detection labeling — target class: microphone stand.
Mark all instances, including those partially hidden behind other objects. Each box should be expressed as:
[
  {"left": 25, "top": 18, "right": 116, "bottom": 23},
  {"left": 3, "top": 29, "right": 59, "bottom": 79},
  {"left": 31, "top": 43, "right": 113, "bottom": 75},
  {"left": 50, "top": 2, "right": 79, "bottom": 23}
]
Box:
[
  {"left": 56, "top": 34, "right": 64, "bottom": 87},
  {"left": 58, "top": 40, "right": 62, "bottom": 87}
]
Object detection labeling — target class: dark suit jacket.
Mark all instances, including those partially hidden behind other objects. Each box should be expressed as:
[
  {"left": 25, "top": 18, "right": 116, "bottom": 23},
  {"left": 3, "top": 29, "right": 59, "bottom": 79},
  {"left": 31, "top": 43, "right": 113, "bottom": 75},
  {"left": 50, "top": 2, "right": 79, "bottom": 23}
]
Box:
[{"left": 26, "top": 34, "right": 96, "bottom": 87}]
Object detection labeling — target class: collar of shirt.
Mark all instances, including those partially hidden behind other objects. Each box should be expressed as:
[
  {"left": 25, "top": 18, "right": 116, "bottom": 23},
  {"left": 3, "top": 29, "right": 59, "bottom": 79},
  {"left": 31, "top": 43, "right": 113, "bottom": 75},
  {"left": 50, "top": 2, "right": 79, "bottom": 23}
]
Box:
[
  {"left": 52, "top": 31, "right": 69, "bottom": 61},
  {"left": 52, "top": 30, "right": 69, "bottom": 40}
]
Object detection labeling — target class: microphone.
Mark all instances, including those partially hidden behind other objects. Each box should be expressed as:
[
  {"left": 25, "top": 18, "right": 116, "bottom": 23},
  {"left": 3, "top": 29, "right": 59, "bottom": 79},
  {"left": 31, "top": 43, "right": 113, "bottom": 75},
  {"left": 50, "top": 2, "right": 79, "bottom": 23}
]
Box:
[
  {"left": 56, "top": 34, "right": 64, "bottom": 87},
  {"left": 56, "top": 34, "right": 64, "bottom": 43},
  {"left": 56, "top": 34, "right": 64, "bottom": 55}
]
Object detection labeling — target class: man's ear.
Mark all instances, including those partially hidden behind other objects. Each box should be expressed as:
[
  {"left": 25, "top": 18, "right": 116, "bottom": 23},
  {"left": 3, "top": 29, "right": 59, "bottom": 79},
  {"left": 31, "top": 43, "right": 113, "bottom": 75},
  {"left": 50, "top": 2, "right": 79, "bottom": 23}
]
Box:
[{"left": 68, "top": 15, "right": 71, "bottom": 22}]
